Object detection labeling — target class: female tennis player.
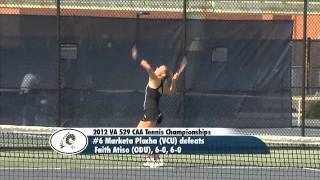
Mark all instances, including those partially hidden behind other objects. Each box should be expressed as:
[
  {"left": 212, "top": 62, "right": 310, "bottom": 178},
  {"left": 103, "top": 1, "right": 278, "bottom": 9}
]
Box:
[
  {"left": 137, "top": 59, "right": 180, "bottom": 128},
  {"left": 132, "top": 47, "right": 181, "bottom": 167}
]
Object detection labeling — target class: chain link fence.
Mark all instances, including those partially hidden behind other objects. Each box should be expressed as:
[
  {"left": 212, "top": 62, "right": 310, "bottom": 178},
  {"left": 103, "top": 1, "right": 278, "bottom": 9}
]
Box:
[{"left": 0, "top": 0, "right": 319, "bottom": 136}]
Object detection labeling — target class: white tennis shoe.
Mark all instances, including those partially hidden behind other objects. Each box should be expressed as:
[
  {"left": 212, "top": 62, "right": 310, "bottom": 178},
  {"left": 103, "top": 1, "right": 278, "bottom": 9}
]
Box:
[{"left": 143, "top": 157, "right": 164, "bottom": 168}]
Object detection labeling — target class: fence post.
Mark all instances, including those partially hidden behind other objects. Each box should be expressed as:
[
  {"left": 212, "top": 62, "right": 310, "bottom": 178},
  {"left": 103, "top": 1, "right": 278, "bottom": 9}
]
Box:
[
  {"left": 306, "top": 38, "right": 311, "bottom": 94},
  {"left": 301, "top": 0, "right": 308, "bottom": 136},
  {"left": 182, "top": 0, "right": 187, "bottom": 123},
  {"left": 56, "top": 0, "right": 62, "bottom": 127}
]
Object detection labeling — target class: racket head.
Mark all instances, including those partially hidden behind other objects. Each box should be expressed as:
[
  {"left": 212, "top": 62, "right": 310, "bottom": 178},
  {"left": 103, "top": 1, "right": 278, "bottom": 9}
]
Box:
[{"left": 178, "top": 56, "right": 188, "bottom": 74}]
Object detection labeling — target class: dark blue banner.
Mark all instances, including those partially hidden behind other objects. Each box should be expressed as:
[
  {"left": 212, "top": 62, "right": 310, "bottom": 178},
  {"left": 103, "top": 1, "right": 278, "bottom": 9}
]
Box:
[{"left": 83, "top": 136, "right": 270, "bottom": 155}]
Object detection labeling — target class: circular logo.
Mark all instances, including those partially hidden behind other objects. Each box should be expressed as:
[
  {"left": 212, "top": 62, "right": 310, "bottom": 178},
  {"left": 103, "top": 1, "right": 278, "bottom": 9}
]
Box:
[{"left": 49, "top": 129, "right": 88, "bottom": 155}]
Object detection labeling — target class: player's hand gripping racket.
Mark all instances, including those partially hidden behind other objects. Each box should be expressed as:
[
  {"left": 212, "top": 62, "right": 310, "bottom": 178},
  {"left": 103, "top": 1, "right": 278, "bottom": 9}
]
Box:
[
  {"left": 131, "top": 12, "right": 149, "bottom": 61},
  {"left": 131, "top": 12, "right": 140, "bottom": 61},
  {"left": 131, "top": 45, "right": 138, "bottom": 60}
]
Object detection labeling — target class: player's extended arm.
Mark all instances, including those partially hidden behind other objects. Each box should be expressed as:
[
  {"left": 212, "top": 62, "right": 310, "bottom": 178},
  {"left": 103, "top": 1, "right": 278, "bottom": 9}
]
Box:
[
  {"left": 140, "top": 59, "right": 158, "bottom": 80},
  {"left": 164, "top": 73, "right": 179, "bottom": 95}
]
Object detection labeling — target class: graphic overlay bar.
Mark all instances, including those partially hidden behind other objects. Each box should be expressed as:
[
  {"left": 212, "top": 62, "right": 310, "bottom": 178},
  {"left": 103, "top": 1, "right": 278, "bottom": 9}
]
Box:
[{"left": 49, "top": 128, "right": 270, "bottom": 155}]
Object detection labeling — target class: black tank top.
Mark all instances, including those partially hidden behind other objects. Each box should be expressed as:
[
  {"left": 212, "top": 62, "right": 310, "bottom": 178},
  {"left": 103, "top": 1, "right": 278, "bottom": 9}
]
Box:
[{"left": 143, "top": 81, "right": 163, "bottom": 110}]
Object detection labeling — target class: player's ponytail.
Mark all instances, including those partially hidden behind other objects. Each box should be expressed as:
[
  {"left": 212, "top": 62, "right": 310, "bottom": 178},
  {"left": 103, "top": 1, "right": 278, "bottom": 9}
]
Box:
[{"left": 163, "top": 68, "right": 172, "bottom": 87}]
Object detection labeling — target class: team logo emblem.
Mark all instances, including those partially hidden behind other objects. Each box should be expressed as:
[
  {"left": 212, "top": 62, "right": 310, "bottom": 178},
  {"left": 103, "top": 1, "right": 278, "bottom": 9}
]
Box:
[{"left": 49, "top": 129, "right": 88, "bottom": 155}]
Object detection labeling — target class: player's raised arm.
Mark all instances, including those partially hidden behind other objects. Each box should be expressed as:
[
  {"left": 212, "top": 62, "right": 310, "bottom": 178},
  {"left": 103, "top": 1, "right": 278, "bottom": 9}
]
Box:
[
  {"left": 140, "top": 59, "right": 158, "bottom": 80},
  {"left": 131, "top": 45, "right": 160, "bottom": 81}
]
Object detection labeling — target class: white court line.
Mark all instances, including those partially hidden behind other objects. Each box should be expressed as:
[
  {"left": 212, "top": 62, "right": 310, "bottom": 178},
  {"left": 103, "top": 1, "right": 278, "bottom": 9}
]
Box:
[
  {"left": 0, "top": 166, "right": 316, "bottom": 171},
  {"left": 304, "top": 168, "right": 320, "bottom": 172},
  {"left": 0, "top": 167, "right": 167, "bottom": 170},
  {"left": 0, "top": 168, "right": 63, "bottom": 170},
  {"left": 203, "top": 166, "right": 290, "bottom": 169}
]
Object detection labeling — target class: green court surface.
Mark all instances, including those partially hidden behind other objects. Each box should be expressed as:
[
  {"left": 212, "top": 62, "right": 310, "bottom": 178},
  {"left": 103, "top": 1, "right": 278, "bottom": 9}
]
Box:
[
  {"left": 0, "top": 126, "right": 320, "bottom": 179},
  {"left": 1, "top": 149, "right": 320, "bottom": 169}
]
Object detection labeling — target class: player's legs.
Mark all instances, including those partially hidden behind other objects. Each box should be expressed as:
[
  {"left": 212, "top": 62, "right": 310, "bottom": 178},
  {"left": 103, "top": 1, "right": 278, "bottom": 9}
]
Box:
[{"left": 137, "top": 110, "right": 163, "bottom": 167}]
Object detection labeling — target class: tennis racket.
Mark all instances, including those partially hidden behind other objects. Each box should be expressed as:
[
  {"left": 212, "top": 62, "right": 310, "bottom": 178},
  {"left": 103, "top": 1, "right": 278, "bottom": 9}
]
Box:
[{"left": 177, "top": 56, "right": 188, "bottom": 75}]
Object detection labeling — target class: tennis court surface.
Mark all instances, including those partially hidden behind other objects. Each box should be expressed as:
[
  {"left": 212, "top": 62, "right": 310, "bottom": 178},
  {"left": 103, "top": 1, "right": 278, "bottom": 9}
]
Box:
[{"left": 0, "top": 126, "right": 319, "bottom": 180}]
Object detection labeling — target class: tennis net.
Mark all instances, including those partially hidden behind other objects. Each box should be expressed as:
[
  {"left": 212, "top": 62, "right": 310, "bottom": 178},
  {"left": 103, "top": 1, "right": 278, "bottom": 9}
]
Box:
[{"left": 0, "top": 125, "right": 319, "bottom": 180}]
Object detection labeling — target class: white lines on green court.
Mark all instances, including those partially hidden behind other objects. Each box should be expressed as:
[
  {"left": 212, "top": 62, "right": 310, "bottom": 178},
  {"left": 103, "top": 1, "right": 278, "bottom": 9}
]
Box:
[
  {"left": 304, "top": 168, "right": 320, "bottom": 172},
  {"left": 0, "top": 166, "right": 319, "bottom": 171}
]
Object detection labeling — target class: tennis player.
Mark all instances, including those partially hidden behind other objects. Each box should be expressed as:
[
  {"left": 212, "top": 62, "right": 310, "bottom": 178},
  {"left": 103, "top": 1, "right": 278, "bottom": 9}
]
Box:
[{"left": 132, "top": 47, "right": 180, "bottom": 167}]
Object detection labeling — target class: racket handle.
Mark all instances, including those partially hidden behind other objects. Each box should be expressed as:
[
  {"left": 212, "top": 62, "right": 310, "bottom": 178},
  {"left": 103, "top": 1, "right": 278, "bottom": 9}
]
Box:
[{"left": 178, "top": 64, "right": 186, "bottom": 75}]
